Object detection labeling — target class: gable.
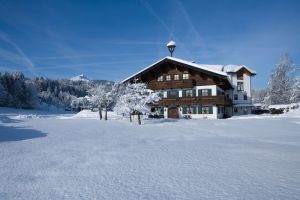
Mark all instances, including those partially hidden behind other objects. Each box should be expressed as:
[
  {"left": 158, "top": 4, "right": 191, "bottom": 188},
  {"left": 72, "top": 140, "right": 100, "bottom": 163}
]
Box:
[{"left": 124, "top": 58, "right": 233, "bottom": 90}]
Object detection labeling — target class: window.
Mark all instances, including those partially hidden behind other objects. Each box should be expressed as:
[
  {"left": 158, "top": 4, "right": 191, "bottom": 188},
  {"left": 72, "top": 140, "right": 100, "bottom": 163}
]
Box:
[
  {"left": 151, "top": 107, "right": 164, "bottom": 115},
  {"left": 185, "top": 90, "right": 193, "bottom": 97},
  {"left": 198, "top": 89, "right": 211, "bottom": 96},
  {"left": 183, "top": 89, "right": 196, "bottom": 97},
  {"left": 244, "top": 94, "right": 247, "bottom": 100},
  {"left": 237, "top": 82, "right": 244, "bottom": 91},
  {"left": 158, "top": 108, "right": 164, "bottom": 115},
  {"left": 158, "top": 92, "right": 164, "bottom": 98},
  {"left": 218, "top": 107, "right": 224, "bottom": 114},
  {"left": 202, "top": 89, "right": 209, "bottom": 96},
  {"left": 201, "top": 106, "right": 213, "bottom": 114},
  {"left": 182, "top": 106, "right": 197, "bottom": 114},
  {"left": 157, "top": 76, "right": 163, "bottom": 82},
  {"left": 166, "top": 75, "right": 171, "bottom": 81},
  {"left": 234, "top": 108, "right": 238, "bottom": 113},
  {"left": 234, "top": 94, "right": 238, "bottom": 100},
  {"left": 183, "top": 73, "right": 189, "bottom": 80},
  {"left": 167, "top": 90, "right": 179, "bottom": 98},
  {"left": 174, "top": 74, "right": 179, "bottom": 80}
]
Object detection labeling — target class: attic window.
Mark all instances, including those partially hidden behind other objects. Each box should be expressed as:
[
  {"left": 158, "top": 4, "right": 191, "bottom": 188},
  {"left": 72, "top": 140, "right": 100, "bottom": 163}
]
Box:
[
  {"left": 157, "top": 75, "right": 163, "bottom": 82},
  {"left": 183, "top": 73, "right": 189, "bottom": 80},
  {"left": 166, "top": 75, "right": 171, "bottom": 81},
  {"left": 174, "top": 74, "right": 179, "bottom": 80}
]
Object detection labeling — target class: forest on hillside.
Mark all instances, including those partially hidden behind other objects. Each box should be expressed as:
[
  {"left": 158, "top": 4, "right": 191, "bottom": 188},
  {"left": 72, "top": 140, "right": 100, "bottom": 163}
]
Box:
[{"left": 0, "top": 72, "right": 113, "bottom": 109}]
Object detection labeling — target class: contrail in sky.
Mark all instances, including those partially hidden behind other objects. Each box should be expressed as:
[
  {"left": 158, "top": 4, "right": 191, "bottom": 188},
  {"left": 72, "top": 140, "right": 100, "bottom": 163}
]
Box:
[{"left": 0, "top": 31, "right": 38, "bottom": 76}]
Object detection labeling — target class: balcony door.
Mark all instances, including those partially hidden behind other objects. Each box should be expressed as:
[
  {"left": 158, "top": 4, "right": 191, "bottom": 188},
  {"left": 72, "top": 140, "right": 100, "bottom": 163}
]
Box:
[{"left": 168, "top": 107, "right": 179, "bottom": 118}]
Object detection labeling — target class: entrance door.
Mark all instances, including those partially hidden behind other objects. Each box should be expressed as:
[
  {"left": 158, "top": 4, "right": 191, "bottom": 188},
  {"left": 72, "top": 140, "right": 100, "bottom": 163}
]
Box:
[{"left": 168, "top": 107, "right": 179, "bottom": 118}]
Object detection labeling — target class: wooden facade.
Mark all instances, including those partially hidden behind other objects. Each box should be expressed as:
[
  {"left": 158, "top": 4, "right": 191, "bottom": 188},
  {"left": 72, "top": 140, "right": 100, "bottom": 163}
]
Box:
[{"left": 155, "top": 96, "right": 232, "bottom": 107}]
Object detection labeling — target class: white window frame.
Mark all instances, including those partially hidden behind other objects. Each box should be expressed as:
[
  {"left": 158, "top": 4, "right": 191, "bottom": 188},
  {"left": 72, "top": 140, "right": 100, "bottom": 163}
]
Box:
[
  {"left": 202, "top": 89, "right": 209, "bottom": 96},
  {"left": 157, "top": 76, "right": 163, "bottom": 82},
  {"left": 186, "top": 90, "right": 193, "bottom": 97},
  {"left": 166, "top": 75, "right": 171, "bottom": 81},
  {"left": 183, "top": 73, "right": 189, "bottom": 80},
  {"left": 174, "top": 74, "right": 179, "bottom": 80},
  {"left": 237, "top": 82, "right": 244, "bottom": 91}
]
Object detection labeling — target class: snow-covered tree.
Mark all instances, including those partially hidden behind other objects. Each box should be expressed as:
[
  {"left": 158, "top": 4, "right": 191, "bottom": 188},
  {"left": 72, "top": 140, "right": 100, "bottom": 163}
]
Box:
[
  {"left": 114, "top": 82, "right": 160, "bottom": 125},
  {"left": 252, "top": 88, "right": 268, "bottom": 104},
  {"left": 0, "top": 82, "right": 8, "bottom": 106},
  {"left": 266, "top": 54, "right": 295, "bottom": 105},
  {"left": 291, "top": 76, "right": 300, "bottom": 103},
  {"left": 88, "top": 83, "right": 122, "bottom": 120},
  {"left": 88, "top": 85, "right": 109, "bottom": 120},
  {"left": 71, "top": 96, "right": 90, "bottom": 111}
]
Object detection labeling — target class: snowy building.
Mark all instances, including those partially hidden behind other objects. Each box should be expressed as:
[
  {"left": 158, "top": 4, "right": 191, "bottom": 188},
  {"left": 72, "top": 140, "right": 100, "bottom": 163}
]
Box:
[{"left": 123, "top": 56, "right": 256, "bottom": 119}]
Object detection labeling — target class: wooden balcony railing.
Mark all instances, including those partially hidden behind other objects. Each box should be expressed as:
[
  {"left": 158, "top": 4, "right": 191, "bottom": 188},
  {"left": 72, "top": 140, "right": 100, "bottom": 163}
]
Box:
[
  {"left": 148, "top": 79, "right": 194, "bottom": 90},
  {"left": 154, "top": 95, "right": 232, "bottom": 106}
]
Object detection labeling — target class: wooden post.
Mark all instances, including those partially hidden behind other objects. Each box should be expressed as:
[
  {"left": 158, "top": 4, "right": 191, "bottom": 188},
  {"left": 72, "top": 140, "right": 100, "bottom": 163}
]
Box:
[
  {"left": 99, "top": 107, "right": 102, "bottom": 120},
  {"left": 105, "top": 107, "right": 108, "bottom": 120},
  {"left": 129, "top": 113, "right": 132, "bottom": 122},
  {"left": 137, "top": 113, "right": 141, "bottom": 125}
]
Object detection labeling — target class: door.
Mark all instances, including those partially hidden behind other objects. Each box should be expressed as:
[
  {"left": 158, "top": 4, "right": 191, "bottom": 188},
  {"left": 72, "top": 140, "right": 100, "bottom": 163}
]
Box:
[{"left": 168, "top": 107, "right": 179, "bottom": 118}]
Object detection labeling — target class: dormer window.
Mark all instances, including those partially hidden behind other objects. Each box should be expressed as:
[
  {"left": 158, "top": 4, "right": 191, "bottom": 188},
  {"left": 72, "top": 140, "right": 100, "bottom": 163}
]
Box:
[
  {"left": 183, "top": 73, "right": 189, "bottom": 80},
  {"left": 174, "top": 74, "right": 179, "bottom": 80},
  {"left": 166, "top": 75, "right": 171, "bottom": 81},
  {"left": 157, "top": 75, "right": 163, "bottom": 82}
]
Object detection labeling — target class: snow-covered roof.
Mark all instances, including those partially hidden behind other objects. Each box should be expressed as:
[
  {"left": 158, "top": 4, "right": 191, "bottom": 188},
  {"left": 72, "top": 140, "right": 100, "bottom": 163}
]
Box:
[
  {"left": 122, "top": 57, "right": 230, "bottom": 83},
  {"left": 122, "top": 56, "right": 256, "bottom": 85},
  {"left": 223, "top": 64, "right": 256, "bottom": 74},
  {"left": 166, "top": 57, "right": 229, "bottom": 76}
]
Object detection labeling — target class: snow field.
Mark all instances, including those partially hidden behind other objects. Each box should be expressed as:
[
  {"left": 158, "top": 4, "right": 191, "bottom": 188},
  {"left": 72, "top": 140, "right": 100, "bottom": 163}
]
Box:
[{"left": 0, "top": 108, "right": 300, "bottom": 199}]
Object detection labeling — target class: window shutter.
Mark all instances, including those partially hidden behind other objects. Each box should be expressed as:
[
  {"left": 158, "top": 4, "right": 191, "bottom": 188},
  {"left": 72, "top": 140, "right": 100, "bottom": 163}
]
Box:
[
  {"left": 193, "top": 89, "right": 196, "bottom": 97},
  {"left": 176, "top": 90, "right": 179, "bottom": 97},
  {"left": 198, "top": 89, "right": 202, "bottom": 96},
  {"left": 198, "top": 105, "right": 202, "bottom": 114},
  {"left": 193, "top": 107, "right": 197, "bottom": 114},
  {"left": 182, "top": 90, "right": 186, "bottom": 97},
  {"left": 182, "top": 107, "right": 187, "bottom": 114},
  {"left": 208, "top": 89, "right": 212, "bottom": 96},
  {"left": 209, "top": 106, "right": 213, "bottom": 114},
  {"left": 167, "top": 91, "right": 170, "bottom": 97}
]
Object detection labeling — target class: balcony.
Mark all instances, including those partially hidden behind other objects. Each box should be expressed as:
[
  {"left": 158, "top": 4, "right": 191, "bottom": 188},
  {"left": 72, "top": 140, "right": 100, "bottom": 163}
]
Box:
[
  {"left": 148, "top": 79, "right": 194, "bottom": 90},
  {"left": 155, "top": 95, "right": 232, "bottom": 106}
]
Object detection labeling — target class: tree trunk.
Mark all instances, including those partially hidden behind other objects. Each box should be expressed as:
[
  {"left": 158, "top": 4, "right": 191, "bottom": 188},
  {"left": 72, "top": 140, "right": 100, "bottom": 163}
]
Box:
[
  {"left": 99, "top": 107, "right": 102, "bottom": 120},
  {"left": 105, "top": 108, "right": 108, "bottom": 120},
  {"left": 137, "top": 113, "right": 141, "bottom": 125},
  {"left": 129, "top": 113, "right": 132, "bottom": 122}
]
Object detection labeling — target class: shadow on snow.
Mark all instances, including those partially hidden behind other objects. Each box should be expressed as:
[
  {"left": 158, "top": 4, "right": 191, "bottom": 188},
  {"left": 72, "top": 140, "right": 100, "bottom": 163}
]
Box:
[{"left": 0, "top": 116, "right": 47, "bottom": 142}]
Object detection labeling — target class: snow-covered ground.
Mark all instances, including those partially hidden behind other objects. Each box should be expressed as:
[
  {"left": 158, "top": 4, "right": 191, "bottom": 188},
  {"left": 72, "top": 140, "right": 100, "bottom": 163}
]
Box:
[{"left": 0, "top": 108, "right": 300, "bottom": 199}]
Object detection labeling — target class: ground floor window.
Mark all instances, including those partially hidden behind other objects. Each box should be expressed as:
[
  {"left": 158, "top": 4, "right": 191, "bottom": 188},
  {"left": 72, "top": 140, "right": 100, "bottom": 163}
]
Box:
[
  {"left": 151, "top": 107, "right": 164, "bottom": 115},
  {"left": 218, "top": 106, "right": 224, "bottom": 114},
  {"left": 182, "top": 106, "right": 197, "bottom": 114},
  {"left": 201, "top": 106, "right": 213, "bottom": 114}
]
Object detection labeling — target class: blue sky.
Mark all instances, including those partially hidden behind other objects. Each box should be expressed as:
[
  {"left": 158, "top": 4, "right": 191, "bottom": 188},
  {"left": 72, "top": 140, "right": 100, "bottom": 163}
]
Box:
[{"left": 0, "top": 0, "right": 299, "bottom": 89}]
